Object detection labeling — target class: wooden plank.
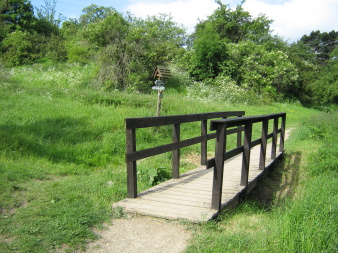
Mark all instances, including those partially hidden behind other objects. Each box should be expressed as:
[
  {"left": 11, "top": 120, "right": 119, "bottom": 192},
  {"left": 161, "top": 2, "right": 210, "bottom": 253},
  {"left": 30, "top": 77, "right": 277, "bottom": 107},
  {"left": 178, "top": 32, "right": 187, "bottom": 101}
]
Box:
[
  {"left": 126, "top": 111, "right": 245, "bottom": 129},
  {"left": 207, "top": 146, "right": 244, "bottom": 169},
  {"left": 210, "top": 113, "right": 286, "bottom": 130},
  {"left": 127, "top": 128, "right": 243, "bottom": 162}
]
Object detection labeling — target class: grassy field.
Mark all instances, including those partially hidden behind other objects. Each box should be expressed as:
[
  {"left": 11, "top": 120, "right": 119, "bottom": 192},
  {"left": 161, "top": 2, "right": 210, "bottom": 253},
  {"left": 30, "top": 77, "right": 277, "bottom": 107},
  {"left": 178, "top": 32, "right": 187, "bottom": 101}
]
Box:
[{"left": 0, "top": 63, "right": 337, "bottom": 252}]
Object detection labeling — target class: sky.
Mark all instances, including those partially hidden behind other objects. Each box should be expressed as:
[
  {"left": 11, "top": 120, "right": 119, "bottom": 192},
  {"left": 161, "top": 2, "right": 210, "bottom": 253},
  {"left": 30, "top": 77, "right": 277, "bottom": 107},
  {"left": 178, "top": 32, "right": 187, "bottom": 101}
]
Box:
[{"left": 30, "top": 0, "right": 338, "bottom": 42}]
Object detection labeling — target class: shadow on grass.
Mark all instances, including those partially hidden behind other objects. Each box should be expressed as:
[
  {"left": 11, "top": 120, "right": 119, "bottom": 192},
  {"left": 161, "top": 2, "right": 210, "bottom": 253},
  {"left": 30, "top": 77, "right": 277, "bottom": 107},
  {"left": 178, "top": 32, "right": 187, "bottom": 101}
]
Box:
[{"left": 246, "top": 151, "right": 302, "bottom": 210}]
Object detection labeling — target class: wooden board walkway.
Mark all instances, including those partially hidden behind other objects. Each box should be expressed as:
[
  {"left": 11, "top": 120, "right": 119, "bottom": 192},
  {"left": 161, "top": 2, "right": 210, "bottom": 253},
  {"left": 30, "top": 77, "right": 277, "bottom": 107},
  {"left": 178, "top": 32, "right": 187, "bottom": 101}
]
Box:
[{"left": 113, "top": 143, "right": 283, "bottom": 222}]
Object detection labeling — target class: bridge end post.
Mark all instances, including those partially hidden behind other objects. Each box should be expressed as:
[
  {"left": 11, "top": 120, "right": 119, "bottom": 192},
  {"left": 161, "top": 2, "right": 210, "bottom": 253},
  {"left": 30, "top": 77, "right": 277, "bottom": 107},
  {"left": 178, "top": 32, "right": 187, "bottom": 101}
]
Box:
[
  {"left": 172, "top": 123, "right": 180, "bottom": 179},
  {"left": 271, "top": 117, "right": 278, "bottom": 159},
  {"left": 279, "top": 114, "right": 286, "bottom": 152},
  {"left": 211, "top": 123, "right": 227, "bottom": 212},
  {"left": 126, "top": 128, "right": 137, "bottom": 198}
]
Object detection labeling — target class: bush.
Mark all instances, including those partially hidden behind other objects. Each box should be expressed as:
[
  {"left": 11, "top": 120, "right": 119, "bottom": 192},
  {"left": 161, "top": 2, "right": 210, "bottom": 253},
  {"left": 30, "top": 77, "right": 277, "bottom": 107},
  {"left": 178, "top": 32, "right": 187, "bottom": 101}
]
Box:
[
  {"left": 186, "top": 75, "right": 273, "bottom": 105},
  {"left": 1, "top": 31, "right": 45, "bottom": 66}
]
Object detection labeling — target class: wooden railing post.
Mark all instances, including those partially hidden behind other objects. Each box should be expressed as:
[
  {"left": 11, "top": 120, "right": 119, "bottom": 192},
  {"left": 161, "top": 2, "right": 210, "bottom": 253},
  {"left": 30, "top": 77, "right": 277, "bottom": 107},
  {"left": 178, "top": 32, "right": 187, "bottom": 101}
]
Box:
[
  {"left": 172, "top": 123, "right": 180, "bottom": 179},
  {"left": 211, "top": 123, "right": 227, "bottom": 211},
  {"left": 271, "top": 117, "right": 278, "bottom": 159},
  {"left": 241, "top": 120, "right": 252, "bottom": 186},
  {"left": 259, "top": 119, "right": 268, "bottom": 170},
  {"left": 126, "top": 128, "right": 137, "bottom": 198},
  {"left": 279, "top": 114, "right": 286, "bottom": 152},
  {"left": 201, "top": 120, "right": 208, "bottom": 165},
  {"left": 237, "top": 116, "right": 243, "bottom": 147}
]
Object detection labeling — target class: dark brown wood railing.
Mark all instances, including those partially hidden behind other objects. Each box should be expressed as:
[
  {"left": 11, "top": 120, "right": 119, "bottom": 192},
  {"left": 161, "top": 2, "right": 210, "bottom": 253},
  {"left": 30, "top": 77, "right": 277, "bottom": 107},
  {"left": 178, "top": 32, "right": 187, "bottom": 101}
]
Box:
[
  {"left": 125, "top": 111, "right": 245, "bottom": 198},
  {"left": 209, "top": 113, "right": 286, "bottom": 212}
]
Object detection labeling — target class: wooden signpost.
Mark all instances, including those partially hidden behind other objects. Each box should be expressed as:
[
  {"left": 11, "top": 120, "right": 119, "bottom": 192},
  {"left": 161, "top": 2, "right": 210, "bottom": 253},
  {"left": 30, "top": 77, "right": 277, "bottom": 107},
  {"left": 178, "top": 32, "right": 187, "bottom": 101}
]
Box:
[{"left": 152, "top": 66, "right": 172, "bottom": 117}]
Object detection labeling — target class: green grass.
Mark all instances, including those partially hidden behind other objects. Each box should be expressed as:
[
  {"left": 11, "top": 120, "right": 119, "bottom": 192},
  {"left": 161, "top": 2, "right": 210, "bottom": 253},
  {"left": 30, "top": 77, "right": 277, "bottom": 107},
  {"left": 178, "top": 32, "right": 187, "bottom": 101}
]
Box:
[{"left": 0, "top": 63, "right": 336, "bottom": 252}]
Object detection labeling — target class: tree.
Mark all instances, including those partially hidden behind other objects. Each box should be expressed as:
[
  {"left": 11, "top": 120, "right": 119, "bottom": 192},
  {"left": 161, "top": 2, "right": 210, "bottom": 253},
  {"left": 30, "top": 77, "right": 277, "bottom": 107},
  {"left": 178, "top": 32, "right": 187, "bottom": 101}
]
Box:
[
  {"left": 0, "top": 0, "right": 35, "bottom": 33},
  {"left": 1, "top": 30, "right": 44, "bottom": 66},
  {"left": 188, "top": 22, "right": 228, "bottom": 80},
  {"left": 96, "top": 13, "right": 187, "bottom": 91},
  {"left": 300, "top": 30, "right": 338, "bottom": 66},
  {"left": 227, "top": 41, "right": 299, "bottom": 98},
  {"left": 35, "top": 0, "right": 65, "bottom": 28},
  {"left": 199, "top": 1, "right": 272, "bottom": 43},
  {"left": 308, "top": 47, "right": 338, "bottom": 104},
  {"left": 187, "top": 1, "right": 274, "bottom": 81},
  {"left": 0, "top": 0, "right": 36, "bottom": 45},
  {"left": 79, "top": 4, "right": 116, "bottom": 26}
]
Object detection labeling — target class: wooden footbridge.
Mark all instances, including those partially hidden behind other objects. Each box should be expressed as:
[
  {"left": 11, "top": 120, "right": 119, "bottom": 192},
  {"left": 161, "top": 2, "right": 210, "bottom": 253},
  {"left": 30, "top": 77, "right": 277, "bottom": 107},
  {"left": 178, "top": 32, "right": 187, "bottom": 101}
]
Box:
[{"left": 113, "top": 111, "right": 286, "bottom": 222}]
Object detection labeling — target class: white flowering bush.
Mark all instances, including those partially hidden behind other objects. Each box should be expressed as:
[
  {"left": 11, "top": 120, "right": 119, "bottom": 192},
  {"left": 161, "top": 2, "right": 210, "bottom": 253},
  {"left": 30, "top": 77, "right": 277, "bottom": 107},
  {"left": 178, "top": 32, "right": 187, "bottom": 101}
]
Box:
[
  {"left": 227, "top": 41, "right": 299, "bottom": 98},
  {"left": 187, "top": 75, "right": 266, "bottom": 105}
]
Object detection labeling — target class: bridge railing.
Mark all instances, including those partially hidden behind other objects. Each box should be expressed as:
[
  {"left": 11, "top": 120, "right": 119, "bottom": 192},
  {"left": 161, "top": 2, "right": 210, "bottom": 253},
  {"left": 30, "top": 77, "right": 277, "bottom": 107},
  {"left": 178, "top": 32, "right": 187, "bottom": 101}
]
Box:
[
  {"left": 209, "top": 113, "right": 286, "bottom": 212},
  {"left": 125, "top": 111, "right": 245, "bottom": 198}
]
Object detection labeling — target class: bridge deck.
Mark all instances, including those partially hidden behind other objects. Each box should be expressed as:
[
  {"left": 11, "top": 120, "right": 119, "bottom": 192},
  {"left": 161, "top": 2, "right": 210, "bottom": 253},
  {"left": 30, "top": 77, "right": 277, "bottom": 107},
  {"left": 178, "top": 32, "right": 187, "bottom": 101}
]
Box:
[{"left": 113, "top": 143, "right": 283, "bottom": 222}]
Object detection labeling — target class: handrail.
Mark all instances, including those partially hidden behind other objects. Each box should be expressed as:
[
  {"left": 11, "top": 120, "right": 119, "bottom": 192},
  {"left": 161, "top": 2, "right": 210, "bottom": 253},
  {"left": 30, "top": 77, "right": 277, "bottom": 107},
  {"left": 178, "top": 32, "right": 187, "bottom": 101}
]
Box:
[
  {"left": 210, "top": 113, "right": 286, "bottom": 212},
  {"left": 125, "top": 111, "right": 245, "bottom": 198}
]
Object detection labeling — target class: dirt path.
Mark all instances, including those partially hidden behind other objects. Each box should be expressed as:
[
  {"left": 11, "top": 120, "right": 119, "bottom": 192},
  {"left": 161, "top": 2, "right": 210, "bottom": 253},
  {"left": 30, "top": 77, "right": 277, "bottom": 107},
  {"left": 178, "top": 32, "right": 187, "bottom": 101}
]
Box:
[{"left": 85, "top": 215, "right": 192, "bottom": 253}]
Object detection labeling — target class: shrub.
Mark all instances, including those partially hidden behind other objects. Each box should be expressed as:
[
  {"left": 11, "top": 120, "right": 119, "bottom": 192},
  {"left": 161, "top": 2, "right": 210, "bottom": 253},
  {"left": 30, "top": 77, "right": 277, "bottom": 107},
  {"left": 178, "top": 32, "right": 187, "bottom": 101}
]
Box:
[
  {"left": 186, "top": 75, "right": 272, "bottom": 105},
  {"left": 1, "top": 31, "right": 45, "bottom": 66}
]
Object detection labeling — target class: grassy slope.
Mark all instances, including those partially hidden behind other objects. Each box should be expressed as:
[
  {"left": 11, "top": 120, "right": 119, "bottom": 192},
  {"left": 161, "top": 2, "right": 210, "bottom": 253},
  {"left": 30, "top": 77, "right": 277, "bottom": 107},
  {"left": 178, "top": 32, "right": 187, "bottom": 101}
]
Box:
[{"left": 0, "top": 63, "right": 336, "bottom": 252}]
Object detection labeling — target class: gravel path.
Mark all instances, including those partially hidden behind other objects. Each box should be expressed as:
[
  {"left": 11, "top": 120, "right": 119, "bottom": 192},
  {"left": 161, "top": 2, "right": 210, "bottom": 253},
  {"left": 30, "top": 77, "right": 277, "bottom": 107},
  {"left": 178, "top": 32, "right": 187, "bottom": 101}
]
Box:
[{"left": 85, "top": 215, "right": 192, "bottom": 253}]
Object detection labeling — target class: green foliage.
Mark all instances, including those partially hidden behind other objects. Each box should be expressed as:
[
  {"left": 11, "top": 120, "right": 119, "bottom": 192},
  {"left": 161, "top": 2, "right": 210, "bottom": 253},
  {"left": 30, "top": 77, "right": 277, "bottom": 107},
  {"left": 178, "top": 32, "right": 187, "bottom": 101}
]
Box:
[
  {"left": 138, "top": 167, "right": 171, "bottom": 186},
  {"left": 79, "top": 4, "right": 116, "bottom": 25},
  {"left": 95, "top": 13, "right": 186, "bottom": 91},
  {"left": 0, "top": 0, "right": 36, "bottom": 34},
  {"left": 205, "top": 1, "right": 272, "bottom": 43},
  {"left": 186, "top": 75, "right": 272, "bottom": 105},
  {"left": 300, "top": 30, "right": 338, "bottom": 66},
  {"left": 1, "top": 31, "right": 44, "bottom": 66},
  {"left": 166, "top": 64, "right": 193, "bottom": 93},
  {"left": 308, "top": 47, "right": 338, "bottom": 104},
  {"left": 1, "top": 0, "right": 337, "bottom": 103},
  {"left": 34, "top": 0, "right": 66, "bottom": 28},
  {"left": 188, "top": 22, "right": 228, "bottom": 80},
  {"left": 227, "top": 41, "right": 299, "bottom": 98},
  {"left": 82, "top": 11, "right": 128, "bottom": 48}
]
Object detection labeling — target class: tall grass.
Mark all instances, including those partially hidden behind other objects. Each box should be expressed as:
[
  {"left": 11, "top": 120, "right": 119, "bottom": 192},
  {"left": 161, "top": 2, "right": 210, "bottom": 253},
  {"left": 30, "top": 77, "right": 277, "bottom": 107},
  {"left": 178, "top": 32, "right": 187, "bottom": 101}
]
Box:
[{"left": 0, "top": 62, "right": 331, "bottom": 252}]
